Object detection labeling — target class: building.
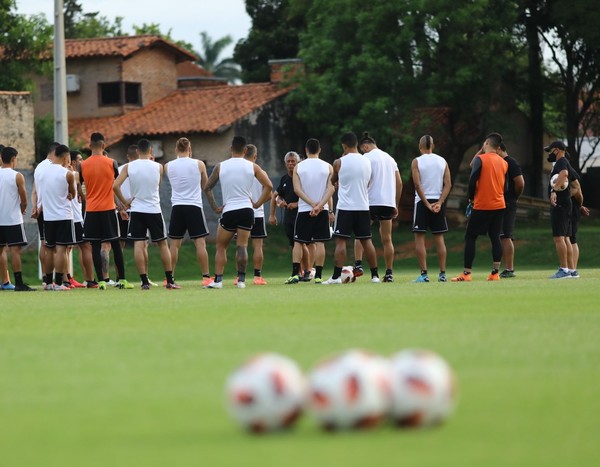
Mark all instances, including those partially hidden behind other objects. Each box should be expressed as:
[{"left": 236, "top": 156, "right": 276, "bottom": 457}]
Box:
[{"left": 0, "top": 91, "right": 35, "bottom": 169}]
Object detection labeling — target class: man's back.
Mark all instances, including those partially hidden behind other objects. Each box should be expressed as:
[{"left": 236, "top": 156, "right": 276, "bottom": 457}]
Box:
[
  {"left": 128, "top": 159, "right": 161, "bottom": 214},
  {"left": 365, "top": 148, "right": 398, "bottom": 207},
  {"left": 473, "top": 153, "right": 508, "bottom": 210},
  {"left": 168, "top": 157, "right": 202, "bottom": 207},
  {"left": 296, "top": 158, "right": 331, "bottom": 213},
  {"left": 220, "top": 157, "right": 254, "bottom": 213},
  {"left": 415, "top": 153, "right": 447, "bottom": 202},
  {"left": 0, "top": 168, "right": 22, "bottom": 225},
  {"left": 81, "top": 155, "right": 117, "bottom": 212},
  {"left": 337, "top": 153, "right": 371, "bottom": 211}
]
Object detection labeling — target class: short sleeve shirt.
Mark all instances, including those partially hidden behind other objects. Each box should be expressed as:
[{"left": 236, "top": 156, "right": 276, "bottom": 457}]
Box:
[
  {"left": 276, "top": 174, "right": 298, "bottom": 225},
  {"left": 504, "top": 156, "right": 523, "bottom": 205}
]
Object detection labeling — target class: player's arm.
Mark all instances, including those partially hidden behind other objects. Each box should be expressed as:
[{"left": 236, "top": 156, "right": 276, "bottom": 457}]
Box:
[
  {"left": 66, "top": 171, "right": 75, "bottom": 201},
  {"left": 113, "top": 164, "right": 130, "bottom": 209},
  {"left": 331, "top": 159, "right": 341, "bottom": 185},
  {"left": 412, "top": 158, "right": 432, "bottom": 211},
  {"left": 513, "top": 174, "right": 525, "bottom": 199},
  {"left": 314, "top": 165, "right": 336, "bottom": 214},
  {"left": 198, "top": 160, "right": 208, "bottom": 191},
  {"left": 253, "top": 164, "right": 273, "bottom": 209},
  {"left": 16, "top": 172, "right": 27, "bottom": 214},
  {"left": 158, "top": 163, "right": 164, "bottom": 185},
  {"left": 395, "top": 169, "right": 403, "bottom": 216},
  {"left": 468, "top": 156, "right": 482, "bottom": 201},
  {"left": 74, "top": 171, "right": 84, "bottom": 203},
  {"left": 552, "top": 169, "right": 569, "bottom": 191},
  {"left": 30, "top": 179, "right": 39, "bottom": 218},
  {"left": 203, "top": 164, "right": 222, "bottom": 213},
  {"left": 269, "top": 190, "right": 279, "bottom": 225}
]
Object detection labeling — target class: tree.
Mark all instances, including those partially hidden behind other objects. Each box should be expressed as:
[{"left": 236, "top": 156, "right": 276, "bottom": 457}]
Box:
[
  {"left": 0, "top": 0, "right": 52, "bottom": 91},
  {"left": 197, "top": 32, "right": 240, "bottom": 82},
  {"left": 63, "top": 0, "right": 124, "bottom": 38},
  {"left": 132, "top": 23, "right": 196, "bottom": 55},
  {"left": 234, "top": 0, "right": 308, "bottom": 83}
]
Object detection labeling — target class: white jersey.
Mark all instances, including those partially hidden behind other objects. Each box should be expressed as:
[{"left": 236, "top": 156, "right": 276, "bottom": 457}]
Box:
[
  {"left": 33, "top": 158, "right": 52, "bottom": 209},
  {"left": 167, "top": 157, "right": 203, "bottom": 208},
  {"left": 296, "top": 158, "right": 331, "bottom": 213},
  {"left": 40, "top": 163, "right": 73, "bottom": 221},
  {"left": 118, "top": 164, "right": 132, "bottom": 208},
  {"left": 336, "top": 153, "right": 371, "bottom": 211},
  {"left": 71, "top": 174, "right": 84, "bottom": 223},
  {"left": 251, "top": 177, "right": 264, "bottom": 217},
  {"left": 127, "top": 159, "right": 162, "bottom": 214},
  {"left": 415, "top": 153, "right": 447, "bottom": 203},
  {"left": 0, "top": 168, "right": 23, "bottom": 225},
  {"left": 365, "top": 148, "right": 398, "bottom": 207},
  {"left": 219, "top": 157, "right": 255, "bottom": 213}
]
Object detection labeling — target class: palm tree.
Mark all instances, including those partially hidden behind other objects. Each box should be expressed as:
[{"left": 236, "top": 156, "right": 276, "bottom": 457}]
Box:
[{"left": 197, "top": 31, "right": 241, "bottom": 83}]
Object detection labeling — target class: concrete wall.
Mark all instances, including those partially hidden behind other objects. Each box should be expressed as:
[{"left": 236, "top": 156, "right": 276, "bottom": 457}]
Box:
[{"left": 0, "top": 92, "right": 36, "bottom": 170}]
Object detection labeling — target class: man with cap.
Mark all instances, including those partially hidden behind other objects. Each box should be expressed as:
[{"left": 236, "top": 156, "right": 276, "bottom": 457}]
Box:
[{"left": 545, "top": 140, "right": 573, "bottom": 279}]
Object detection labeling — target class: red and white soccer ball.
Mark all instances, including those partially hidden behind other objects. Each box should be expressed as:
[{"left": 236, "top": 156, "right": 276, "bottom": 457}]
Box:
[
  {"left": 225, "top": 353, "right": 306, "bottom": 433},
  {"left": 340, "top": 266, "right": 354, "bottom": 283},
  {"left": 388, "top": 349, "right": 457, "bottom": 428},
  {"left": 307, "top": 349, "right": 391, "bottom": 430},
  {"left": 550, "top": 174, "right": 569, "bottom": 191}
]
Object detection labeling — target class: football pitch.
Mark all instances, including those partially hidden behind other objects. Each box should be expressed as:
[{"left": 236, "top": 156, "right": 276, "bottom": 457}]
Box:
[{"left": 1, "top": 270, "right": 598, "bottom": 467}]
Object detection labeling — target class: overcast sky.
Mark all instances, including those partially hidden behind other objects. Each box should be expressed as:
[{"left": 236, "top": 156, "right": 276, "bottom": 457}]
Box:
[{"left": 16, "top": 0, "right": 252, "bottom": 57}]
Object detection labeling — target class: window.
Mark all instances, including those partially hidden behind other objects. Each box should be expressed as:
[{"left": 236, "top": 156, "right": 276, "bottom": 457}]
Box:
[{"left": 98, "top": 82, "right": 142, "bottom": 106}]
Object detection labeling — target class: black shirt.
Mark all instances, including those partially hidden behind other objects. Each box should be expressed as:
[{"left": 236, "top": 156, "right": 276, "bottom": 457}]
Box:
[
  {"left": 504, "top": 155, "right": 523, "bottom": 205},
  {"left": 550, "top": 157, "right": 572, "bottom": 207},
  {"left": 276, "top": 173, "right": 299, "bottom": 224}
]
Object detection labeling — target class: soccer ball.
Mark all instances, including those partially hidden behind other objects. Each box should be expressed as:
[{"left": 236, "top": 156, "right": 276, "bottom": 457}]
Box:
[
  {"left": 307, "top": 349, "right": 391, "bottom": 430},
  {"left": 550, "top": 174, "right": 569, "bottom": 191},
  {"left": 340, "top": 266, "right": 354, "bottom": 283},
  {"left": 225, "top": 353, "right": 306, "bottom": 433},
  {"left": 388, "top": 349, "right": 456, "bottom": 428}
]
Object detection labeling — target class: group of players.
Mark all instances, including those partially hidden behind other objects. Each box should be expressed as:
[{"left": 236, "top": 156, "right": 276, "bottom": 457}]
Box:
[{"left": 0, "top": 130, "right": 589, "bottom": 291}]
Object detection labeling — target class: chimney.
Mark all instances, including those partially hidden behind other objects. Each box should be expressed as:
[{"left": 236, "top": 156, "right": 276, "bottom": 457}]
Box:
[{"left": 268, "top": 58, "right": 304, "bottom": 84}]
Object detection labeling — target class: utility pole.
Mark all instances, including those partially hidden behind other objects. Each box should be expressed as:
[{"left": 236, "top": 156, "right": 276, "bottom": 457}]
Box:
[{"left": 54, "top": 0, "right": 68, "bottom": 143}]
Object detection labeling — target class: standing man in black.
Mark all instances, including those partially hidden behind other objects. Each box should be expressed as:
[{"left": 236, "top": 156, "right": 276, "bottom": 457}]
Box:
[{"left": 498, "top": 143, "right": 525, "bottom": 278}]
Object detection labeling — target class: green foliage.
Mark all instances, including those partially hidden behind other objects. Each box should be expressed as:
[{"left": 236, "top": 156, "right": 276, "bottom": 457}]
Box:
[
  {"left": 34, "top": 115, "right": 54, "bottom": 163},
  {"left": 197, "top": 32, "right": 240, "bottom": 82},
  {"left": 0, "top": 1, "right": 52, "bottom": 91},
  {"left": 63, "top": 0, "right": 124, "bottom": 38},
  {"left": 234, "top": 0, "right": 308, "bottom": 83}
]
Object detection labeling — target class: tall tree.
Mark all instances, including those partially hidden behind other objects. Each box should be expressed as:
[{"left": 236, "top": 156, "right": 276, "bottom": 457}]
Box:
[
  {"left": 0, "top": 0, "right": 52, "bottom": 91},
  {"left": 63, "top": 0, "right": 124, "bottom": 38},
  {"left": 197, "top": 32, "right": 240, "bottom": 82},
  {"left": 234, "top": 0, "right": 308, "bottom": 83}
]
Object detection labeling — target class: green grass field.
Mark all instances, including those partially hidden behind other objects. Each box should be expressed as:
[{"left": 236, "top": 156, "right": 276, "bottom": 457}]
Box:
[{"left": 1, "top": 265, "right": 599, "bottom": 467}]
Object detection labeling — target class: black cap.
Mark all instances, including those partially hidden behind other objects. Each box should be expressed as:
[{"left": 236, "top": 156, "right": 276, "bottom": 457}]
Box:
[{"left": 544, "top": 140, "right": 566, "bottom": 152}]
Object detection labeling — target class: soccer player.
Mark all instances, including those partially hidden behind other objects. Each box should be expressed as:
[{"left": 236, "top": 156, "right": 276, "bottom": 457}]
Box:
[
  {"left": 498, "top": 143, "right": 525, "bottom": 278},
  {"left": 114, "top": 138, "right": 177, "bottom": 290},
  {"left": 354, "top": 132, "right": 402, "bottom": 283},
  {"left": 31, "top": 142, "right": 59, "bottom": 288},
  {"left": 40, "top": 144, "right": 76, "bottom": 291},
  {"left": 285, "top": 138, "right": 335, "bottom": 284},
  {"left": 0, "top": 146, "right": 35, "bottom": 291},
  {"left": 545, "top": 141, "right": 574, "bottom": 279},
  {"left": 203, "top": 136, "right": 273, "bottom": 289},
  {"left": 452, "top": 133, "right": 508, "bottom": 282},
  {"left": 568, "top": 175, "right": 590, "bottom": 278},
  {"left": 243, "top": 144, "right": 269, "bottom": 285},
  {"left": 79, "top": 133, "right": 132, "bottom": 289},
  {"left": 325, "top": 132, "right": 380, "bottom": 284},
  {"left": 411, "top": 135, "right": 452, "bottom": 283},
  {"left": 165, "top": 137, "right": 211, "bottom": 287}
]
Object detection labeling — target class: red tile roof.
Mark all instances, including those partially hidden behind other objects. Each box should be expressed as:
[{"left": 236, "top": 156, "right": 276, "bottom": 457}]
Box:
[
  {"left": 176, "top": 61, "right": 213, "bottom": 78},
  {"left": 65, "top": 35, "right": 198, "bottom": 62},
  {"left": 70, "top": 83, "right": 291, "bottom": 145}
]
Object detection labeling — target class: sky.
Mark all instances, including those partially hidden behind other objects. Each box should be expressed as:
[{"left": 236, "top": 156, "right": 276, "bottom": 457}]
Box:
[{"left": 15, "top": 0, "right": 252, "bottom": 57}]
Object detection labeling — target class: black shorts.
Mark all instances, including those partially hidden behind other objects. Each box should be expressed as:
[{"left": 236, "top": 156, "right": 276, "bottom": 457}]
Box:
[
  {"left": 0, "top": 224, "right": 27, "bottom": 247},
  {"left": 570, "top": 204, "right": 581, "bottom": 244},
  {"left": 84, "top": 210, "right": 120, "bottom": 242},
  {"left": 44, "top": 220, "right": 76, "bottom": 248},
  {"left": 500, "top": 203, "right": 517, "bottom": 240},
  {"left": 119, "top": 215, "right": 129, "bottom": 241},
  {"left": 466, "top": 209, "right": 505, "bottom": 238},
  {"left": 250, "top": 217, "right": 267, "bottom": 239},
  {"left": 128, "top": 212, "right": 167, "bottom": 242},
  {"left": 284, "top": 222, "right": 295, "bottom": 247},
  {"left": 294, "top": 211, "right": 331, "bottom": 244},
  {"left": 37, "top": 212, "right": 45, "bottom": 240},
  {"left": 370, "top": 205, "right": 396, "bottom": 221},
  {"left": 168, "top": 205, "right": 209, "bottom": 239},
  {"left": 333, "top": 210, "right": 372, "bottom": 239},
  {"left": 219, "top": 208, "right": 254, "bottom": 232},
  {"left": 413, "top": 200, "right": 448, "bottom": 234},
  {"left": 74, "top": 221, "right": 85, "bottom": 244},
  {"left": 551, "top": 203, "right": 572, "bottom": 238}
]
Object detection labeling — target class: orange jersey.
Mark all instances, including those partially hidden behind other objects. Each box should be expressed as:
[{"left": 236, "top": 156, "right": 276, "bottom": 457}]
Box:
[
  {"left": 80, "top": 155, "right": 117, "bottom": 212},
  {"left": 473, "top": 153, "right": 508, "bottom": 210}
]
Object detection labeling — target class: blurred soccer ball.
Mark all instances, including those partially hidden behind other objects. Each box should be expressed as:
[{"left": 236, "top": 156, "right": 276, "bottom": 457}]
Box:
[
  {"left": 307, "top": 349, "right": 391, "bottom": 430},
  {"left": 225, "top": 353, "right": 306, "bottom": 433},
  {"left": 551, "top": 174, "right": 568, "bottom": 191},
  {"left": 340, "top": 266, "right": 354, "bottom": 284},
  {"left": 389, "top": 349, "right": 457, "bottom": 428}
]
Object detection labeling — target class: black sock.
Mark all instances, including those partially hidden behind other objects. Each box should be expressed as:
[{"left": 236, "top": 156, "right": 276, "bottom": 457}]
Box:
[
  {"left": 440, "top": 270, "right": 446, "bottom": 274},
  {"left": 203, "top": 273, "right": 211, "bottom": 278},
  {"left": 315, "top": 266, "right": 323, "bottom": 279},
  {"left": 354, "top": 260, "right": 362, "bottom": 268},
  {"left": 165, "top": 271, "right": 174, "bottom": 284},
  {"left": 333, "top": 266, "right": 342, "bottom": 279},
  {"left": 385, "top": 269, "right": 393, "bottom": 276},
  {"left": 254, "top": 269, "right": 261, "bottom": 277},
  {"left": 292, "top": 262, "right": 300, "bottom": 276},
  {"left": 215, "top": 274, "right": 223, "bottom": 283},
  {"left": 303, "top": 269, "right": 311, "bottom": 278},
  {"left": 371, "top": 267, "right": 379, "bottom": 278},
  {"left": 102, "top": 277, "right": 110, "bottom": 282},
  {"left": 463, "top": 271, "right": 471, "bottom": 275},
  {"left": 140, "top": 274, "right": 149, "bottom": 285},
  {"left": 54, "top": 273, "right": 63, "bottom": 285},
  {"left": 14, "top": 272, "right": 23, "bottom": 286},
  {"left": 492, "top": 268, "right": 499, "bottom": 275},
  {"left": 421, "top": 269, "right": 428, "bottom": 276},
  {"left": 45, "top": 273, "right": 53, "bottom": 284},
  {"left": 67, "top": 273, "right": 72, "bottom": 280},
  {"left": 238, "top": 272, "right": 246, "bottom": 282}
]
